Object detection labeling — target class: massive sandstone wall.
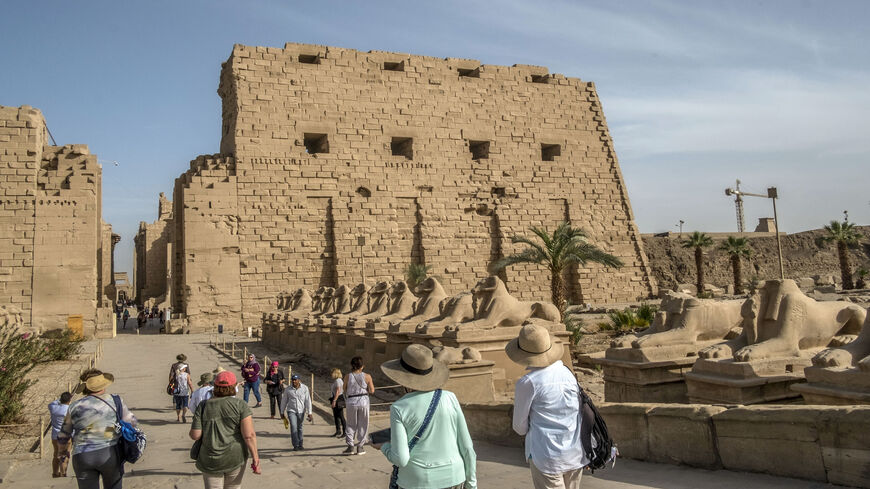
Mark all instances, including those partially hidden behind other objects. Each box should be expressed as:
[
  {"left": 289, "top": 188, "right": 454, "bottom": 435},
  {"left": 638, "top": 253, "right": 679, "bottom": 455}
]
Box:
[
  {"left": 0, "top": 105, "right": 114, "bottom": 336},
  {"left": 173, "top": 43, "right": 656, "bottom": 330},
  {"left": 643, "top": 227, "right": 870, "bottom": 291},
  {"left": 133, "top": 193, "right": 173, "bottom": 304}
]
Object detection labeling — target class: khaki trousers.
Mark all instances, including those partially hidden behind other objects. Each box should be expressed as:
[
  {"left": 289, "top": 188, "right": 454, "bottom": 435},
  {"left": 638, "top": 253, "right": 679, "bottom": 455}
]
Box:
[
  {"left": 530, "top": 460, "right": 583, "bottom": 489},
  {"left": 202, "top": 465, "right": 245, "bottom": 489}
]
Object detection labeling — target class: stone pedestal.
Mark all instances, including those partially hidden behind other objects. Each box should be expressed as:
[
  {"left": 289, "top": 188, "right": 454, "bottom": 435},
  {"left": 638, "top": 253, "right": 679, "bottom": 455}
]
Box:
[
  {"left": 595, "top": 344, "right": 714, "bottom": 403},
  {"left": 792, "top": 366, "right": 870, "bottom": 405},
  {"left": 444, "top": 361, "right": 496, "bottom": 403},
  {"left": 363, "top": 320, "right": 390, "bottom": 368},
  {"left": 685, "top": 355, "right": 816, "bottom": 404}
]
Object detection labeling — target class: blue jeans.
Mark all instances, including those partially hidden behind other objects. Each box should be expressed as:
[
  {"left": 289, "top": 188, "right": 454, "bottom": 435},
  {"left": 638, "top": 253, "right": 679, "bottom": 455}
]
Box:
[
  {"left": 287, "top": 411, "right": 305, "bottom": 448},
  {"left": 243, "top": 379, "right": 262, "bottom": 403}
]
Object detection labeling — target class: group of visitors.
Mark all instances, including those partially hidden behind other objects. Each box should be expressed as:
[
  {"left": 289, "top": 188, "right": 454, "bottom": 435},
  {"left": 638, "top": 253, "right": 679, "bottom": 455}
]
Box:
[
  {"left": 49, "top": 322, "right": 588, "bottom": 489},
  {"left": 114, "top": 302, "right": 168, "bottom": 330}
]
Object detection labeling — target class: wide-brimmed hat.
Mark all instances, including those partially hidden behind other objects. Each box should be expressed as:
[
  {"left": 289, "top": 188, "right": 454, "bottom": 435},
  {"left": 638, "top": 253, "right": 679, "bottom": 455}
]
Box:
[
  {"left": 176, "top": 354, "right": 187, "bottom": 362},
  {"left": 213, "top": 365, "right": 225, "bottom": 374},
  {"left": 214, "top": 371, "right": 236, "bottom": 387},
  {"left": 198, "top": 372, "right": 214, "bottom": 386},
  {"left": 380, "top": 344, "right": 449, "bottom": 392},
  {"left": 505, "top": 323, "right": 564, "bottom": 368},
  {"left": 84, "top": 372, "right": 114, "bottom": 392}
]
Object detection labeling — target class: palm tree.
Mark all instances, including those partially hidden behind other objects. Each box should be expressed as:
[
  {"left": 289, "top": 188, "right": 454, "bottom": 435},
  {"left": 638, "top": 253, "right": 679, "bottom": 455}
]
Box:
[
  {"left": 491, "top": 222, "right": 623, "bottom": 312},
  {"left": 404, "top": 263, "right": 432, "bottom": 290},
  {"left": 720, "top": 236, "right": 752, "bottom": 294},
  {"left": 820, "top": 220, "right": 861, "bottom": 289},
  {"left": 681, "top": 232, "right": 713, "bottom": 295}
]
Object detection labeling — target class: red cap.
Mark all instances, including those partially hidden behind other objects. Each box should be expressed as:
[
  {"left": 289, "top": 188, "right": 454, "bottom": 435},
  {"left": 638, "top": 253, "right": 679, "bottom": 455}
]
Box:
[
  {"left": 271, "top": 361, "right": 279, "bottom": 366},
  {"left": 214, "top": 371, "right": 237, "bottom": 387}
]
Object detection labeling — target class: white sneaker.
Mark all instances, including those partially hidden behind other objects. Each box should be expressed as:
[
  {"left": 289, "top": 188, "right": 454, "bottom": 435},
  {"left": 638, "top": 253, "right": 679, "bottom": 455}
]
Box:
[{"left": 356, "top": 447, "right": 366, "bottom": 455}]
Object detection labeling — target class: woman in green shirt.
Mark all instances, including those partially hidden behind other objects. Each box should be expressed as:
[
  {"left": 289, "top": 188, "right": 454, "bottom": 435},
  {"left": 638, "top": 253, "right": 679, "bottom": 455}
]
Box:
[
  {"left": 189, "top": 371, "right": 260, "bottom": 488},
  {"left": 373, "top": 345, "right": 477, "bottom": 489}
]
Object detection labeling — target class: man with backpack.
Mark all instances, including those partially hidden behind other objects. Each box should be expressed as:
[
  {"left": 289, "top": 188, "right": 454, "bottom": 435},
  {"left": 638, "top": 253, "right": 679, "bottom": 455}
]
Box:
[{"left": 506, "top": 323, "right": 588, "bottom": 489}]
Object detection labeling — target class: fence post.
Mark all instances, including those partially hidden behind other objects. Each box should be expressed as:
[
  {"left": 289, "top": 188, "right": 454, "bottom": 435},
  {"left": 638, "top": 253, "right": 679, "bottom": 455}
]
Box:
[
  {"left": 243, "top": 346, "right": 247, "bottom": 363},
  {"left": 39, "top": 417, "right": 44, "bottom": 459}
]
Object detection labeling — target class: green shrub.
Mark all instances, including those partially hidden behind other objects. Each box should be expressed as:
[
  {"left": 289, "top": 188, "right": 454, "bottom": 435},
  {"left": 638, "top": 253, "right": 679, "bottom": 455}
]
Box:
[
  {"left": 607, "top": 303, "right": 659, "bottom": 331},
  {"left": 39, "top": 329, "right": 83, "bottom": 362},
  {"left": 0, "top": 325, "right": 42, "bottom": 423},
  {"left": 404, "top": 263, "right": 433, "bottom": 290},
  {"left": 563, "top": 314, "right": 584, "bottom": 345}
]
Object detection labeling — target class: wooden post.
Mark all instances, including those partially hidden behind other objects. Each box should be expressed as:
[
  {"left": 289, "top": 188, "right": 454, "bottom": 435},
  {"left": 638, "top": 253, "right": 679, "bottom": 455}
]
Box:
[
  {"left": 67, "top": 380, "right": 71, "bottom": 393},
  {"left": 243, "top": 346, "right": 247, "bottom": 363},
  {"left": 39, "top": 417, "right": 44, "bottom": 458}
]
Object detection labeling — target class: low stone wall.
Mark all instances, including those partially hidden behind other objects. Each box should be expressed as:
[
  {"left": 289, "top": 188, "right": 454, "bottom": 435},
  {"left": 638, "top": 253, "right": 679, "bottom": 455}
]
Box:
[
  {"left": 461, "top": 402, "right": 522, "bottom": 448},
  {"left": 600, "top": 403, "right": 870, "bottom": 488}
]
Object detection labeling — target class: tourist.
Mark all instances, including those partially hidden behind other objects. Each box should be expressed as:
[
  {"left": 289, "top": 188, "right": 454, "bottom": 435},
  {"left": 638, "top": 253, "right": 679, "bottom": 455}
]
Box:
[
  {"left": 57, "top": 369, "right": 137, "bottom": 489},
  {"left": 241, "top": 353, "right": 262, "bottom": 407},
  {"left": 121, "top": 309, "right": 129, "bottom": 329},
  {"left": 136, "top": 310, "right": 145, "bottom": 329},
  {"left": 48, "top": 391, "right": 73, "bottom": 478},
  {"left": 189, "top": 372, "right": 215, "bottom": 414},
  {"left": 173, "top": 363, "right": 195, "bottom": 423},
  {"left": 190, "top": 371, "right": 261, "bottom": 488},
  {"left": 168, "top": 354, "right": 188, "bottom": 391},
  {"left": 343, "top": 356, "right": 374, "bottom": 455},
  {"left": 373, "top": 344, "right": 477, "bottom": 489},
  {"left": 264, "top": 361, "right": 286, "bottom": 419},
  {"left": 278, "top": 374, "right": 312, "bottom": 451},
  {"left": 506, "top": 323, "right": 586, "bottom": 489},
  {"left": 329, "top": 368, "right": 346, "bottom": 438}
]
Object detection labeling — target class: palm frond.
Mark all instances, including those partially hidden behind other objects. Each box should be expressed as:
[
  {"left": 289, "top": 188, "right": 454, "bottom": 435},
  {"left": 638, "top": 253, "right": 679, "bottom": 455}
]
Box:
[{"left": 490, "top": 248, "right": 547, "bottom": 272}]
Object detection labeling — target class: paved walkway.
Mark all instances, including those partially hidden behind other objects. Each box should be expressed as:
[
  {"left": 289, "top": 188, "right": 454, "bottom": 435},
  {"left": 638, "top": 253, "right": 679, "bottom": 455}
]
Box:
[{"left": 3, "top": 334, "right": 842, "bottom": 488}]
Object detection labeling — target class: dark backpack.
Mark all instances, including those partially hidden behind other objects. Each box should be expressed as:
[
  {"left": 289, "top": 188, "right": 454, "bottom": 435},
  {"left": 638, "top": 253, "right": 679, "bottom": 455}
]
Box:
[{"left": 578, "top": 385, "right": 617, "bottom": 472}]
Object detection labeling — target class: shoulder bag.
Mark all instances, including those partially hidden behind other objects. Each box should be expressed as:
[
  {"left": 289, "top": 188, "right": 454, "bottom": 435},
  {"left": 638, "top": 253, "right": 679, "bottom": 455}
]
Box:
[
  {"left": 388, "top": 389, "right": 441, "bottom": 489},
  {"left": 94, "top": 395, "right": 147, "bottom": 464}
]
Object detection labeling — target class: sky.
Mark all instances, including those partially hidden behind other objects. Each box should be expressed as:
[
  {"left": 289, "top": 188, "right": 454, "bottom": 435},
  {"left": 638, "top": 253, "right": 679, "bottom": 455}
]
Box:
[{"left": 2, "top": 0, "right": 868, "bottom": 275}]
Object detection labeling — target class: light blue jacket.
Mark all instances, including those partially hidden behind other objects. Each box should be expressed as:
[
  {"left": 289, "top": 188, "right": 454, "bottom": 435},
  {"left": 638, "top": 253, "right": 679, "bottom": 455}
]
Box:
[{"left": 381, "top": 390, "right": 477, "bottom": 489}]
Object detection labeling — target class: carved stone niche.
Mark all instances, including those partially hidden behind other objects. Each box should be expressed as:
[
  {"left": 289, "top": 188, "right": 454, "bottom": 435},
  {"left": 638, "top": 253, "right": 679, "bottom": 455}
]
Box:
[
  {"left": 794, "top": 307, "right": 870, "bottom": 405},
  {"left": 596, "top": 291, "right": 743, "bottom": 403},
  {"left": 685, "top": 279, "right": 867, "bottom": 405}
]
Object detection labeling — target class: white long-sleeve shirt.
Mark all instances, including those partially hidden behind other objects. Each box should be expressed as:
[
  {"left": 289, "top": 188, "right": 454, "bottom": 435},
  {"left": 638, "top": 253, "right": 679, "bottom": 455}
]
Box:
[
  {"left": 512, "top": 360, "right": 588, "bottom": 474},
  {"left": 279, "top": 383, "right": 312, "bottom": 415}
]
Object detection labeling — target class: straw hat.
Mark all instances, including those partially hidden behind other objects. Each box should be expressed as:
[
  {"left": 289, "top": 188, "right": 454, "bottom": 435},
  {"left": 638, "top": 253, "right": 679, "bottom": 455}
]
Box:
[
  {"left": 84, "top": 372, "right": 114, "bottom": 392},
  {"left": 380, "top": 344, "right": 449, "bottom": 392},
  {"left": 213, "top": 365, "right": 225, "bottom": 374},
  {"left": 176, "top": 354, "right": 187, "bottom": 362},
  {"left": 505, "top": 323, "right": 564, "bottom": 368},
  {"left": 198, "top": 372, "right": 215, "bottom": 386}
]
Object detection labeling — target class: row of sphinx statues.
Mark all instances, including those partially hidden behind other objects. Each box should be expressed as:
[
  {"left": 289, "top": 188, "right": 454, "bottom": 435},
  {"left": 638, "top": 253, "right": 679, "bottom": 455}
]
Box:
[
  {"left": 611, "top": 278, "right": 870, "bottom": 370},
  {"left": 272, "top": 275, "right": 563, "bottom": 335}
]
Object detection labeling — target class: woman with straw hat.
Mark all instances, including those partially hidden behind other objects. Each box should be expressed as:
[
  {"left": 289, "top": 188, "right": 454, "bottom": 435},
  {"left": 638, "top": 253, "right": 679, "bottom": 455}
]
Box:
[
  {"left": 372, "top": 344, "right": 477, "bottom": 489},
  {"left": 506, "top": 323, "right": 587, "bottom": 489},
  {"left": 57, "top": 368, "right": 138, "bottom": 488}
]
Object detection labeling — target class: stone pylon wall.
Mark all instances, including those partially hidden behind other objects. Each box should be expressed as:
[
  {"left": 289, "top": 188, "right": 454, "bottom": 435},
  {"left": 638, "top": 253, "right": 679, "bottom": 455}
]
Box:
[
  {"left": 169, "top": 44, "right": 656, "bottom": 331},
  {"left": 0, "top": 105, "right": 114, "bottom": 336},
  {"left": 133, "top": 193, "right": 173, "bottom": 304}
]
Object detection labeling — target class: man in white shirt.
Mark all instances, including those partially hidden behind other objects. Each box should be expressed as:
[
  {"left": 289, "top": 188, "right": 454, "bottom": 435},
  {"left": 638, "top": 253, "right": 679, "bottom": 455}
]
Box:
[
  {"left": 506, "top": 323, "right": 587, "bottom": 489},
  {"left": 48, "top": 392, "right": 72, "bottom": 477},
  {"left": 279, "top": 374, "right": 313, "bottom": 451},
  {"left": 188, "top": 372, "right": 214, "bottom": 414}
]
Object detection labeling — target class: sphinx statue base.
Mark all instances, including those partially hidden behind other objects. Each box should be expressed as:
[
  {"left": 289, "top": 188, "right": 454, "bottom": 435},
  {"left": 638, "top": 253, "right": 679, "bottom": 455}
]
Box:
[
  {"left": 791, "top": 366, "right": 870, "bottom": 405},
  {"left": 685, "top": 353, "right": 819, "bottom": 404},
  {"left": 594, "top": 342, "right": 722, "bottom": 403}
]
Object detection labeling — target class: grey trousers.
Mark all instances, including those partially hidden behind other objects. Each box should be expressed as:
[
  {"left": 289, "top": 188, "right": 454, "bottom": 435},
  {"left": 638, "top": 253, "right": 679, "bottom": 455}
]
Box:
[
  {"left": 345, "top": 403, "right": 369, "bottom": 448},
  {"left": 72, "top": 446, "right": 123, "bottom": 489}
]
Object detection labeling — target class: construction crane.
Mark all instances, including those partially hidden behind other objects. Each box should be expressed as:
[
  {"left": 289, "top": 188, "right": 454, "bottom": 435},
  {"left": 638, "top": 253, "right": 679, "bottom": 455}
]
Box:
[{"left": 724, "top": 179, "right": 746, "bottom": 232}]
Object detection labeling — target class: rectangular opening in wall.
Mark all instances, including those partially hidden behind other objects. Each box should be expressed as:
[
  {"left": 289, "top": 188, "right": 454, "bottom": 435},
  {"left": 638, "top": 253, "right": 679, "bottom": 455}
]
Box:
[
  {"left": 298, "top": 54, "right": 320, "bottom": 64},
  {"left": 468, "top": 140, "right": 490, "bottom": 160},
  {"left": 541, "top": 143, "right": 561, "bottom": 161},
  {"left": 391, "top": 137, "right": 413, "bottom": 160},
  {"left": 383, "top": 61, "right": 405, "bottom": 72},
  {"left": 304, "top": 133, "right": 329, "bottom": 154},
  {"left": 491, "top": 187, "right": 506, "bottom": 198},
  {"left": 458, "top": 67, "right": 480, "bottom": 78},
  {"left": 531, "top": 74, "right": 550, "bottom": 84}
]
